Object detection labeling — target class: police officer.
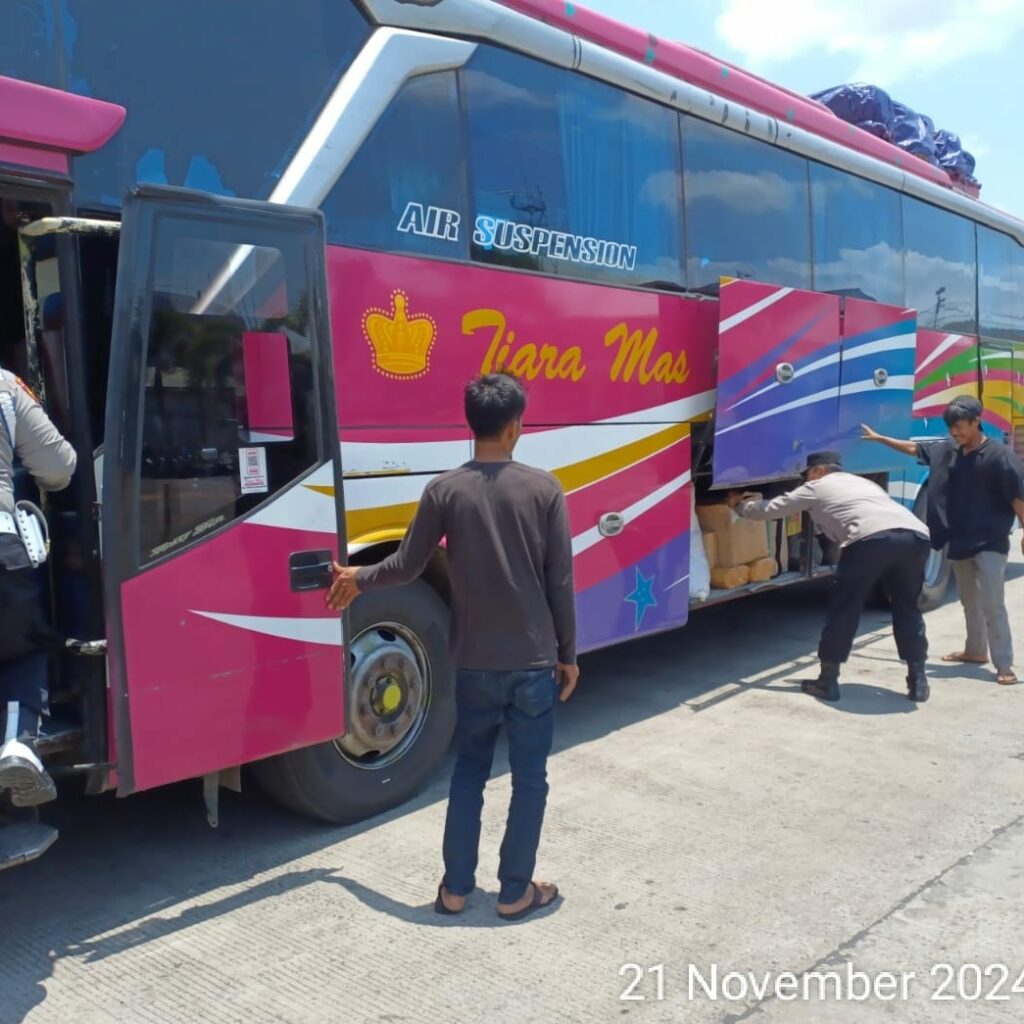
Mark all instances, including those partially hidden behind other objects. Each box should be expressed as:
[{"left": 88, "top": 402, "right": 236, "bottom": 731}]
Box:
[
  {"left": 0, "top": 365, "right": 76, "bottom": 807},
  {"left": 730, "top": 451, "right": 932, "bottom": 704}
]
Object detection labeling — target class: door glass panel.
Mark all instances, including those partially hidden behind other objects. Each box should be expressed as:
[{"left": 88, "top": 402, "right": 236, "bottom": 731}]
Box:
[{"left": 138, "top": 220, "right": 320, "bottom": 565}]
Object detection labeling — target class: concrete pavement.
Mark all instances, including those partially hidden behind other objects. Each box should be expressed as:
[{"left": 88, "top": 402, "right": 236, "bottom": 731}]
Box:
[{"left": 2, "top": 556, "right": 1023, "bottom": 1024}]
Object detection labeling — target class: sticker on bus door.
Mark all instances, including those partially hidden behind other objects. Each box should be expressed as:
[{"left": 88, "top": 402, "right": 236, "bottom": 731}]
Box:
[
  {"left": 239, "top": 446, "right": 269, "bottom": 494},
  {"left": 712, "top": 279, "right": 842, "bottom": 485}
]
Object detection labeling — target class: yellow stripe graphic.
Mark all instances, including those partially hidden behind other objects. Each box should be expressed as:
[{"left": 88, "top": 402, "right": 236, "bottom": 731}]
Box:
[{"left": 313, "top": 423, "right": 691, "bottom": 544}]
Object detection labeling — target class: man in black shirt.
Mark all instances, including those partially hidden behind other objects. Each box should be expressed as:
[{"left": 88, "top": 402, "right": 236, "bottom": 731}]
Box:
[
  {"left": 327, "top": 373, "right": 578, "bottom": 921},
  {"left": 863, "top": 397, "right": 1024, "bottom": 685}
]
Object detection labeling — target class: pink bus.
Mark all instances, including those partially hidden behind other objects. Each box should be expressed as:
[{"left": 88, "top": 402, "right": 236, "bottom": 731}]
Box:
[{"left": 1, "top": 0, "right": 1022, "bottom": 869}]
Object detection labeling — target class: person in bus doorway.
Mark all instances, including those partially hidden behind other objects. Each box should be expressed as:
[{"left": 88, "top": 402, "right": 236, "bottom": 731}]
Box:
[
  {"left": 0, "top": 365, "right": 76, "bottom": 809},
  {"left": 729, "top": 451, "right": 932, "bottom": 703},
  {"left": 863, "top": 396, "right": 1024, "bottom": 686},
  {"left": 326, "top": 373, "right": 578, "bottom": 922}
]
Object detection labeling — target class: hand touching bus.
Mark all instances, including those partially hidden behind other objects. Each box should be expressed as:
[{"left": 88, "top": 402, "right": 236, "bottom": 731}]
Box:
[{"left": 327, "top": 562, "right": 361, "bottom": 611}]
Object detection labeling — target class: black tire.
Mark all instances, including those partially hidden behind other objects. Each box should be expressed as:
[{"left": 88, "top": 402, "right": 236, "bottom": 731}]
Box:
[
  {"left": 914, "top": 485, "right": 951, "bottom": 612},
  {"left": 252, "top": 579, "right": 455, "bottom": 824}
]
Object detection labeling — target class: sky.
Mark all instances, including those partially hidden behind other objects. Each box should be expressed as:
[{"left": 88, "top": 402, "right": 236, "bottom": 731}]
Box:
[{"left": 579, "top": 0, "right": 1024, "bottom": 219}]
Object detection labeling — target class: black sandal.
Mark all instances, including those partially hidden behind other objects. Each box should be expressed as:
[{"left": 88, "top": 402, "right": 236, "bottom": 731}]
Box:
[
  {"left": 497, "top": 882, "right": 560, "bottom": 922},
  {"left": 434, "top": 883, "right": 463, "bottom": 915}
]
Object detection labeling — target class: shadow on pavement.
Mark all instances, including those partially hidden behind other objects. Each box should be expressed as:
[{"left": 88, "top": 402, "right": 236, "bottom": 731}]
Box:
[
  {"left": 323, "top": 876, "right": 563, "bottom": 929},
  {"left": 0, "top": 577, "right": 957, "bottom": 1020}
]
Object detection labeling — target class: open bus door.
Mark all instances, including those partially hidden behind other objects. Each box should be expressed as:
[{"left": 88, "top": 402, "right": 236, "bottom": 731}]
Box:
[
  {"left": 101, "top": 186, "right": 347, "bottom": 802},
  {"left": 712, "top": 279, "right": 916, "bottom": 486}
]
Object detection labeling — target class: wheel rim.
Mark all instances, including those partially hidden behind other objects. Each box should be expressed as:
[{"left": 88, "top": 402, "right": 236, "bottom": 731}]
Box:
[{"left": 334, "top": 622, "right": 431, "bottom": 769}]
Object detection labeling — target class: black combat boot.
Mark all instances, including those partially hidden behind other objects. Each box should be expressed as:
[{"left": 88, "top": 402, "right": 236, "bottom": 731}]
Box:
[
  {"left": 802, "top": 661, "right": 841, "bottom": 702},
  {"left": 906, "top": 662, "right": 930, "bottom": 703}
]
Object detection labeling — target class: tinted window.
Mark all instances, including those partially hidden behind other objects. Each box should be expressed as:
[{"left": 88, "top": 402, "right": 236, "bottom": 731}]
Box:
[
  {"left": 138, "top": 222, "right": 320, "bottom": 565},
  {"left": 978, "top": 226, "right": 1024, "bottom": 342},
  {"left": 323, "top": 72, "right": 468, "bottom": 259},
  {"left": 462, "top": 47, "right": 684, "bottom": 288},
  {"left": 66, "top": 0, "right": 370, "bottom": 207},
  {"left": 810, "top": 164, "right": 904, "bottom": 304},
  {"left": 902, "top": 197, "right": 976, "bottom": 333},
  {"left": 683, "top": 116, "right": 811, "bottom": 291}
]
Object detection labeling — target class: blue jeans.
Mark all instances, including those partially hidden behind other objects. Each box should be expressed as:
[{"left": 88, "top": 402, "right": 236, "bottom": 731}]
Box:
[
  {"left": 442, "top": 667, "right": 557, "bottom": 904},
  {"left": 0, "top": 652, "right": 47, "bottom": 740}
]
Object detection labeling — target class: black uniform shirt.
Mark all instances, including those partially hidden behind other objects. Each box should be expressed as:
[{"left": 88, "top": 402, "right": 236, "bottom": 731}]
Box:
[{"left": 917, "top": 438, "right": 1024, "bottom": 559}]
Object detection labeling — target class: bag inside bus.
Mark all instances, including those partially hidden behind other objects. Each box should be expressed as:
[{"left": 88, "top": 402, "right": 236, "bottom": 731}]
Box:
[{"left": 0, "top": 191, "right": 116, "bottom": 846}]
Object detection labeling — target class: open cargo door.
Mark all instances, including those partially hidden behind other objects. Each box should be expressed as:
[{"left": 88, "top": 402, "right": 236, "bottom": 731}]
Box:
[
  {"left": 713, "top": 279, "right": 841, "bottom": 485},
  {"left": 713, "top": 280, "right": 918, "bottom": 484},
  {"left": 834, "top": 298, "right": 917, "bottom": 472}
]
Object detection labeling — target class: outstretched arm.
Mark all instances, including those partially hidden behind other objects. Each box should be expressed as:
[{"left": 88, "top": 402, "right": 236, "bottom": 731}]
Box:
[
  {"left": 861, "top": 423, "right": 917, "bottom": 458},
  {"left": 326, "top": 486, "right": 444, "bottom": 610},
  {"left": 733, "top": 483, "right": 817, "bottom": 521}
]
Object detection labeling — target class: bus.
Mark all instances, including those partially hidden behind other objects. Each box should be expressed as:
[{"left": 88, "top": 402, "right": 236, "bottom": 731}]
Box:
[{"left": 1, "top": 0, "right": 1021, "bottom": 869}]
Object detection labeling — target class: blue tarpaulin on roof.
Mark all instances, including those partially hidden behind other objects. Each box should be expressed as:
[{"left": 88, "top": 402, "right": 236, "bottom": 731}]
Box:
[{"left": 810, "top": 83, "right": 980, "bottom": 191}]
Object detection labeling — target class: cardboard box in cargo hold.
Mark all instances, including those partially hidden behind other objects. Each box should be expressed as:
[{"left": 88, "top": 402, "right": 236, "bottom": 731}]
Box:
[
  {"left": 702, "top": 532, "right": 717, "bottom": 570},
  {"left": 748, "top": 557, "right": 778, "bottom": 583},
  {"left": 711, "top": 564, "right": 750, "bottom": 589},
  {"left": 695, "top": 504, "right": 770, "bottom": 568}
]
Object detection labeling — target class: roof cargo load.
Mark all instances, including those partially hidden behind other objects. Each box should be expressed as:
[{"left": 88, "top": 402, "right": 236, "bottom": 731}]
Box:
[
  {"left": 811, "top": 83, "right": 894, "bottom": 142},
  {"left": 811, "top": 83, "right": 980, "bottom": 196}
]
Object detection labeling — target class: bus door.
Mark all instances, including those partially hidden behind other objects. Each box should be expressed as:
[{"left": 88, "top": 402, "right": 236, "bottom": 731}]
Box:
[
  {"left": 1013, "top": 346, "right": 1024, "bottom": 459},
  {"left": 981, "top": 342, "right": 1015, "bottom": 445},
  {"left": 834, "top": 298, "right": 917, "bottom": 473},
  {"left": 712, "top": 278, "right": 841, "bottom": 485},
  {"left": 102, "top": 186, "right": 346, "bottom": 796}
]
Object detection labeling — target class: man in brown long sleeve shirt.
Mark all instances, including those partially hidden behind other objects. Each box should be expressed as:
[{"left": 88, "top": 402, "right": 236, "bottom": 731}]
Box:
[{"left": 328, "top": 373, "right": 578, "bottom": 922}]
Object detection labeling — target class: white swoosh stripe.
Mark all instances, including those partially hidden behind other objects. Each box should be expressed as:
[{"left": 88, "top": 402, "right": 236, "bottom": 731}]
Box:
[
  {"left": 334, "top": 391, "right": 716, "bottom": 477},
  {"left": 572, "top": 470, "right": 691, "bottom": 556},
  {"left": 718, "top": 386, "right": 840, "bottom": 435},
  {"left": 888, "top": 481, "right": 922, "bottom": 502},
  {"left": 192, "top": 611, "right": 343, "bottom": 646},
  {"left": 721, "top": 375, "right": 915, "bottom": 436},
  {"left": 838, "top": 375, "right": 915, "bottom": 396},
  {"left": 728, "top": 334, "right": 914, "bottom": 412},
  {"left": 719, "top": 287, "right": 792, "bottom": 333},
  {"left": 250, "top": 395, "right": 715, "bottom": 532},
  {"left": 916, "top": 334, "right": 962, "bottom": 373}
]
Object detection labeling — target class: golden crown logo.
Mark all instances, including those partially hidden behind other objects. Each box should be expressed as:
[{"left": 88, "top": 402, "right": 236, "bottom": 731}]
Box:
[{"left": 362, "top": 291, "right": 436, "bottom": 380}]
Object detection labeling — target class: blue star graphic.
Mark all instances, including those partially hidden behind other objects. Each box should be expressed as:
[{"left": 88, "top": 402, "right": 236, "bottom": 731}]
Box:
[{"left": 624, "top": 567, "right": 658, "bottom": 630}]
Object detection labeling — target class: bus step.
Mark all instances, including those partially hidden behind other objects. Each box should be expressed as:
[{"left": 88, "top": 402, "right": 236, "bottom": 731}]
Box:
[
  {"left": 0, "top": 821, "right": 58, "bottom": 872},
  {"left": 36, "top": 723, "right": 83, "bottom": 757}
]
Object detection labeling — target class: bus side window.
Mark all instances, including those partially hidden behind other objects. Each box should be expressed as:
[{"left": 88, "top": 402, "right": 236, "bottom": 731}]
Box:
[
  {"left": 322, "top": 71, "right": 468, "bottom": 261},
  {"left": 903, "top": 196, "right": 977, "bottom": 335},
  {"left": 460, "top": 45, "right": 685, "bottom": 290},
  {"left": 681, "top": 114, "right": 812, "bottom": 292}
]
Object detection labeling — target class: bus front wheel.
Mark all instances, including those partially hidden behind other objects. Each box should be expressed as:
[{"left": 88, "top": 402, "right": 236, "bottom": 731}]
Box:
[{"left": 252, "top": 579, "right": 455, "bottom": 824}]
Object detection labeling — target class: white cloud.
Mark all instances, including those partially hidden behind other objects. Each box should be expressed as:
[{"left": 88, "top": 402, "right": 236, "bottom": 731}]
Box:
[
  {"left": 686, "top": 169, "right": 801, "bottom": 213},
  {"left": 715, "top": 0, "right": 1024, "bottom": 85}
]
